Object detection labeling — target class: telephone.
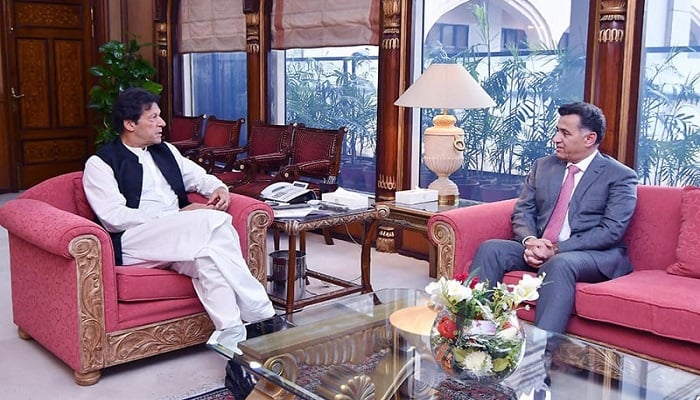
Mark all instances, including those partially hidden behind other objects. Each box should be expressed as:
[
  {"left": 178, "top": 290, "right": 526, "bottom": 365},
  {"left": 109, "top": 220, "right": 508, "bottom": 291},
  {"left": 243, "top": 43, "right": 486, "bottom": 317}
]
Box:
[{"left": 260, "top": 181, "right": 316, "bottom": 204}]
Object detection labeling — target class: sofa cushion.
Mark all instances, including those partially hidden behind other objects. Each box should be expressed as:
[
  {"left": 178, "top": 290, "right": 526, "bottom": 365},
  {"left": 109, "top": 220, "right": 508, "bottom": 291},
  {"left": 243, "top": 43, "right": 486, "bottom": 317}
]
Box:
[
  {"left": 576, "top": 270, "right": 700, "bottom": 344},
  {"left": 667, "top": 186, "right": 700, "bottom": 278},
  {"left": 72, "top": 176, "right": 97, "bottom": 221},
  {"left": 116, "top": 263, "right": 198, "bottom": 302}
]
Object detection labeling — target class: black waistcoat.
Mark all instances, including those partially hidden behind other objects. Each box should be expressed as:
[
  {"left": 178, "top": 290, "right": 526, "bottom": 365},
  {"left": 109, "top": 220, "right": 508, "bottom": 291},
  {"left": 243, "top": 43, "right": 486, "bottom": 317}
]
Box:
[{"left": 95, "top": 139, "right": 190, "bottom": 264}]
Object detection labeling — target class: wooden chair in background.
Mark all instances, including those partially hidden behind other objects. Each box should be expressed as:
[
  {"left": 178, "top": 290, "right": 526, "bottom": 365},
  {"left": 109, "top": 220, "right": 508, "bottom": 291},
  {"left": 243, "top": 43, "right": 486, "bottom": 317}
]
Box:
[
  {"left": 185, "top": 117, "right": 246, "bottom": 172},
  {"left": 167, "top": 114, "right": 207, "bottom": 152}
]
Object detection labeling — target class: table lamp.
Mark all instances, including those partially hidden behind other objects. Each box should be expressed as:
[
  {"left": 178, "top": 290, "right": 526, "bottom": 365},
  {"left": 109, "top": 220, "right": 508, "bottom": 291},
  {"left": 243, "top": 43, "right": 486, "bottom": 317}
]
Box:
[{"left": 395, "top": 63, "right": 496, "bottom": 205}]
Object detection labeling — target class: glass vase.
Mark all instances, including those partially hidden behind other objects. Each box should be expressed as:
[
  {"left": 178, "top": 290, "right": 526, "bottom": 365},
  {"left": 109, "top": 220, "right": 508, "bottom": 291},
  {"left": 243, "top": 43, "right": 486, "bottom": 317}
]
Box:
[{"left": 430, "top": 308, "right": 525, "bottom": 383}]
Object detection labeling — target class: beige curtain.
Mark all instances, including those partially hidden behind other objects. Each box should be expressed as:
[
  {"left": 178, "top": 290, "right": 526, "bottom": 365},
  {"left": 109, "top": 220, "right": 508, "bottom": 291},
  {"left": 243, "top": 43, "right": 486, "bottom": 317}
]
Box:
[
  {"left": 272, "top": 0, "right": 381, "bottom": 49},
  {"left": 179, "top": 0, "right": 246, "bottom": 53}
]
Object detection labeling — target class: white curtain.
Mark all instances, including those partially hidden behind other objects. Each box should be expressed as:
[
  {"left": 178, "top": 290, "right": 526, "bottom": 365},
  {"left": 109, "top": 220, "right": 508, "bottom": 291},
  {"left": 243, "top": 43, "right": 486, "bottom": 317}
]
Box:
[
  {"left": 179, "top": 0, "right": 246, "bottom": 53},
  {"left": 271, "top": 0, "right": 381, "bottom": 49}
]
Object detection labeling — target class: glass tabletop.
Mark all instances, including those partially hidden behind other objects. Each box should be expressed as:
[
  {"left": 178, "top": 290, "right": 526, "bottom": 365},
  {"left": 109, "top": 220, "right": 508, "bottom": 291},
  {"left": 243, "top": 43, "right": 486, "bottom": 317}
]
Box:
[{"left": 210, "top": 289, "right": 699, "bottom": 400}]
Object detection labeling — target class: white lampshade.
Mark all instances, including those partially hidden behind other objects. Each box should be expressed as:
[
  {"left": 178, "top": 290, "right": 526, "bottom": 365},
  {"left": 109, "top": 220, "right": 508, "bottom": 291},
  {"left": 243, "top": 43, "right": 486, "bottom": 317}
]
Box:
[
  {"left": 394, "top": 63, "right": 496, "bottom": 110},
  {"left": 394, "top": 63, "right": 496, "bottom": 205}
]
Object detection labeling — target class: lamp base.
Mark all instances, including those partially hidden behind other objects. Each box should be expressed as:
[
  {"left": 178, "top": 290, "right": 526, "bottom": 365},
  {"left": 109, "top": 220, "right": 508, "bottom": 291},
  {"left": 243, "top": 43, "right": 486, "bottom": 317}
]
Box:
[{"left": 428, "top": 177, "right": 459, "bottom": 205}]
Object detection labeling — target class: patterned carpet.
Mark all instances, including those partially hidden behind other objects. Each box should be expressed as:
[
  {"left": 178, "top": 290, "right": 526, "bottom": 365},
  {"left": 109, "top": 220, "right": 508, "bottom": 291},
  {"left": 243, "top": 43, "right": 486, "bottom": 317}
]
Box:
[{"left": 185, "top": 387, "right": 235, "bottom": 400}]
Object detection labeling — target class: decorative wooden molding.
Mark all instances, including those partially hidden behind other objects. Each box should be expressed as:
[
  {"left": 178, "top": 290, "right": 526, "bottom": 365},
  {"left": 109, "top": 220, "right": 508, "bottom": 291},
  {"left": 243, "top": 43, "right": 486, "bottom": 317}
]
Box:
[
  {"left": 155, "top": 22, "right": 168, "bottom": 57},
  {"left": 245, "top": 9, "right": 261, "bottom": 54},
  {"left": 70, "top": 235, "right": 107, "bottom": 376},
  {"left": 273, "top": 207, "right": 388, "bottom": 236},
  {"left": 106, "top": 313, "right": 214, "bottom": 364},
  {"left": 376, "top": 226, "right": 395, "bottom": 253},
  {"left": 248, "top": 210, "right": 273, "bottom": 285},
  {"left": 381, "top": 0, "right": 401, "bottom": 50},
  {"left": 428, "top": 221, "right": 455, "bottom": 279},
  {"left": 600, "top": 28, "right": 624, "bottom": 42},
  {"left": 377, "top": 173, "right": 397, "bottom": 190}
]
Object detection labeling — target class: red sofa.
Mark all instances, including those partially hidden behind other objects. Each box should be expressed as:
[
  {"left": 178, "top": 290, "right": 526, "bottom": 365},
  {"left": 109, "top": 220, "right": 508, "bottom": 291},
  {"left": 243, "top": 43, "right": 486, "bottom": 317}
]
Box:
[
  {"left": 0, "top": 171, "right": 274, "bottom": 384},
  {"left": 427, "top": 185, "right": 700, "bottom": 372}
]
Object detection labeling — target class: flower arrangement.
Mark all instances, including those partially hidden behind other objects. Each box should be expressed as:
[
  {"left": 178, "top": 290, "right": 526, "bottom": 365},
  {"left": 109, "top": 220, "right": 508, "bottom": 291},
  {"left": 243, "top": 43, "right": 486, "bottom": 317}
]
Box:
[{"left": 425, "top": 272, "right": 546, "bottom": 381}]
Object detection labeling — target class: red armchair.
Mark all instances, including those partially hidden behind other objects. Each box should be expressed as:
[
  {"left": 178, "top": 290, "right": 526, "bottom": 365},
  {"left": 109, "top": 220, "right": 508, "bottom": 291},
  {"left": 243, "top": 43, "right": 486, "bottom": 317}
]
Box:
[
  {"left": 168, "top": 114, "right": 207, "bottom": 152},
  {"left": 0, "top": 171, "right": 274, "bottom": 385},
  {"left": 185, "top": 117, "right": 246, "bottom": 172}
]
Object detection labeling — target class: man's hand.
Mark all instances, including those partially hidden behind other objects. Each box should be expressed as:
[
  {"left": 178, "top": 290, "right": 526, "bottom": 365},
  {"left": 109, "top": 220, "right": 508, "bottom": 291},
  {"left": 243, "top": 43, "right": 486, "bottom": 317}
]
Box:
[
  {"left": 206, "top": 187, "right": 230, "bottom": 211},
  {"left": 523, "top": 237, "right": 557, "bottom": 268}
]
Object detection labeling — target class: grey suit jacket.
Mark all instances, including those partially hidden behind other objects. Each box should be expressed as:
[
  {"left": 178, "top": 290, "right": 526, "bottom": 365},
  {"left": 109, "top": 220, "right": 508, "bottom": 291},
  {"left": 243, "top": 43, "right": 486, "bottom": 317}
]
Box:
[{"left": 512, "top": 152, "right": 638, "bottom": 278}]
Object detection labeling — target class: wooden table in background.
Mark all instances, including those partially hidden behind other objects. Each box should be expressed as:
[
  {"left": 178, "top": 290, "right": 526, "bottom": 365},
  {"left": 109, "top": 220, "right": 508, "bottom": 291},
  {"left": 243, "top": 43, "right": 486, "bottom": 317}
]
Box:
[{"left": 375, "top": 199, "right": 480, "bottom": 278}]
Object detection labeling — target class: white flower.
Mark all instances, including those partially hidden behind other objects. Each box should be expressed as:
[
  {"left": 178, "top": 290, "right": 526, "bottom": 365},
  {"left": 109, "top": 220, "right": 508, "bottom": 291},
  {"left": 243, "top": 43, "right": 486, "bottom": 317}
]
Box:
[
  {"left": 461, "top": 351, "right": 493, "bottom": 375},
  {"left": 425, "top": 277, "right": 472, "bottom": 309},
  {"left": 496, "top": 326, "right": 520, "bottom": 341},
  {"left": 511, "top": 273, "right": 545, "bottom": 304},
  {"left": 466, "top": 319, "right": 497, "bottom": 335}
]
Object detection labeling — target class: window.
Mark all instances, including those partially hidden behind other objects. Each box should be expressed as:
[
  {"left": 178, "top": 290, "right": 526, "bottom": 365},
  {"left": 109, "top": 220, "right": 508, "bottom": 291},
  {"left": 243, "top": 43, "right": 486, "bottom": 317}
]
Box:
[
  {"left": 426, "top": 23, "right": 469, "bottom": 55},
  {"left": 418, "top": 0, "right": 589, "bottom": 201},
  {"left": 181, "top": 52, "right": 249, "bottom": 140},
  {"left": 635, "top": 1, "right": 700, "bottom": 186},
  {"left": 502, "top": 28, "right": 527, "bottom": 49},
  {"left": 270, "top": 46, "right": 379, "bottom": 192}
]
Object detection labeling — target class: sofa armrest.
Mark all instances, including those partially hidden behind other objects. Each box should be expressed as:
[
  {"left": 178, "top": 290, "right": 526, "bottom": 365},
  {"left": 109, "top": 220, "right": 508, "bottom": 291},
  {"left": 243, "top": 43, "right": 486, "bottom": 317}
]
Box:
[
  {"left": 187, "top": 192, "right": 273, "bottom": 284},
  {"left": 0, "top": 198, "right": 113, "bottom": 258},
  {"left": 427, "top": 199, "right": 516, "bottom": 278}
]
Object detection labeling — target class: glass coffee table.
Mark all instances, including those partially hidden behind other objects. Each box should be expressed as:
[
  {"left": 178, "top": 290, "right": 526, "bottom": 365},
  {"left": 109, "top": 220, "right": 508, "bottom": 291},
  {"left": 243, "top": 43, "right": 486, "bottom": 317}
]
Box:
[{"left": 210, "top": 289, "right": 700, "bottom": 400}]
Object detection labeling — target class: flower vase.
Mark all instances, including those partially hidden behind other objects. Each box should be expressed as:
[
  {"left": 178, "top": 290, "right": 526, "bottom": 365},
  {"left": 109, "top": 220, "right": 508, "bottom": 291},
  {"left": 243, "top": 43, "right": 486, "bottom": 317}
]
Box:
[{"left": 430, "top": 308, "right": 525, "bottom": 383}]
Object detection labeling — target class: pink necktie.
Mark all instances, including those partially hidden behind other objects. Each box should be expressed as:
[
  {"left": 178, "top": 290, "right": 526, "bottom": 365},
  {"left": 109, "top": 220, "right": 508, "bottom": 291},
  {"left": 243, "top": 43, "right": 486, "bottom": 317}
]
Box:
[{"left": 542, "top": 165, "right": 581, "bottom": 241}]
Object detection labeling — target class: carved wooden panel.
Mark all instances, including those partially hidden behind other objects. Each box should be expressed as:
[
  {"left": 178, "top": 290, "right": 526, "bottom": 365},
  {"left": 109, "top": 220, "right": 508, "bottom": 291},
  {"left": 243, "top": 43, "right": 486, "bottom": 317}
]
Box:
[
  {"left": 15, "top": 2, "right": 82, "bottom": 28},
  {"left": 55, "top": 40, "right": 87, "bottom": 127},
  {"left": 22, "top": 139, "right": 87, "bottom": 164},
  {"left": 17, "top": 39, "right": 50, "bottom": 129}
]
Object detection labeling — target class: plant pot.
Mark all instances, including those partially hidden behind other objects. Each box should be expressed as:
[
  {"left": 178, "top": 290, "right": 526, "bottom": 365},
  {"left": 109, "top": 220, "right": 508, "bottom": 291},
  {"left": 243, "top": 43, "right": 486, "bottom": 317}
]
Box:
[
  {"left": 479, "top": 183, "right": 519, "bottom": 203},
  {"left": 430, "top": 309, "right": 525, "bottom": 383}
]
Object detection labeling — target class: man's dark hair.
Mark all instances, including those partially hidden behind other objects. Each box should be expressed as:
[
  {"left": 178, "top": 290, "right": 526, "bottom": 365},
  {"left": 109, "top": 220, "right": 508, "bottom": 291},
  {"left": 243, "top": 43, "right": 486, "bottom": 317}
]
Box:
[
  {"left": 558, "top": 102, "right": 606, "bottom": 144},
  {"left": 112, "top": 88, "right": 161, "bottom": 134}
]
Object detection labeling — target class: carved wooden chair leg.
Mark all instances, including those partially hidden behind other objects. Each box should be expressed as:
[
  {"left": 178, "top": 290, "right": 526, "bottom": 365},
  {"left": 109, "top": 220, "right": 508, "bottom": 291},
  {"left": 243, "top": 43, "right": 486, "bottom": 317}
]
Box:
[
  {"left": 273, "top": 228, "right": 281, "bottom": 251},
  {"left": 322, "top": 228, "right": 334, "bottom": 245},
  {"left": 17, "top": 327, "right": 32, "bottom": 340},
  {"left": 74, "top": 370, "right": 101, "bottom": 386}
]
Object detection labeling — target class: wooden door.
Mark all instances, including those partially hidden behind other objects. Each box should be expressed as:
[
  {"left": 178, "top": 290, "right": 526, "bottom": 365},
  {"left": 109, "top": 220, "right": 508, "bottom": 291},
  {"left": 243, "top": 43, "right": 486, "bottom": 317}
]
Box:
[{"left": 5, "top": 0, "right": 96, "bottom": 189}]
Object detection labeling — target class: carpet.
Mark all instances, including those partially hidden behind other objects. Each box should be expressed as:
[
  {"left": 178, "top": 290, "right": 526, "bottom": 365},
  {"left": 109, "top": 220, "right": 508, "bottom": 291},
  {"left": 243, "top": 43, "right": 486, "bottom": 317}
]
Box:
[{"left": 184, "top": 388, "right": 234, "bottom": 400}]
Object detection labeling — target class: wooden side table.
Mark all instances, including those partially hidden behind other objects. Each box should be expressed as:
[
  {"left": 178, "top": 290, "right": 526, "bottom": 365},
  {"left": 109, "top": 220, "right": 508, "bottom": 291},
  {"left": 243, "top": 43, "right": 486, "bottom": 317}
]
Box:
[
  {"left": 375, "top": 200, "right": 480, "bottom": 278},
  {"left": 271, "top": 205, "right": 389, "bottom": 314}
]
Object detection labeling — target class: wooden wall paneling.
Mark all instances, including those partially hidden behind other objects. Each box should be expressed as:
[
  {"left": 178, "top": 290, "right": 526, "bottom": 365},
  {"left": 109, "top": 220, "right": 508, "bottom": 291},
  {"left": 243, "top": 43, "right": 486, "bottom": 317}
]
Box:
[
  {"left": 153, "top": 0, "right": 169, "bottom": 123},
  {"left": 376, "top": 0, "right": 412, "bottom": 202},
  {"left": 244, "top": 0, "right": 269, "bottom": 124},
  {"left": 0, "top": 2, "right": 10, "bottom": 192},
  {"left": 5, "top": 0, "right": 97, "bottom": 189}
]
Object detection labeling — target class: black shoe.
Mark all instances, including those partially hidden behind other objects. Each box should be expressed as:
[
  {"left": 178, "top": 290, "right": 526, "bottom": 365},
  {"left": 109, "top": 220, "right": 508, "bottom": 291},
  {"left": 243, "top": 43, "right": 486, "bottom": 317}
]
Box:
[{"left": 225, "top": 360, "right": 256, "bottom": 399}]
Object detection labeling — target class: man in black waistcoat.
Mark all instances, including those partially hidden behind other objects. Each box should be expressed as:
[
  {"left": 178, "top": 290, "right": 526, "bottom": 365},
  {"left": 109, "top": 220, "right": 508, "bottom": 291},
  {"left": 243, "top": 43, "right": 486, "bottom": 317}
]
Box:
[{"left": 83, "top": 88, "right": 274, "bottom": 352}]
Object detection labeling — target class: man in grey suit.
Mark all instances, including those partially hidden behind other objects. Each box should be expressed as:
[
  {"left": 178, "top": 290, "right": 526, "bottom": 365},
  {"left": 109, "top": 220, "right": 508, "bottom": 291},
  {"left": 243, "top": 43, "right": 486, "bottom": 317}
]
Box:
[{"left": 470, "top": 102, "right": 638, "bottom": 334}]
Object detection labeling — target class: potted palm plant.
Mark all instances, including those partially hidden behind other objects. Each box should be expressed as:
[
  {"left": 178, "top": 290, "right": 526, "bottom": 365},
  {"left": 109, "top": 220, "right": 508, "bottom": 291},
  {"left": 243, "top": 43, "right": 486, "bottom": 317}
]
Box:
[{"left": 88, "top": 39, "right": 163, "bottom": 147}]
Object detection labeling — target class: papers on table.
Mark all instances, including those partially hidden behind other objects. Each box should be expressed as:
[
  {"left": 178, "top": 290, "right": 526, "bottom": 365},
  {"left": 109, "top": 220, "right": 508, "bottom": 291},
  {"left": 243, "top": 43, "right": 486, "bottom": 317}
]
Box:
[{"left": 272, "top": 204, "right": 316, "bottom": 218}]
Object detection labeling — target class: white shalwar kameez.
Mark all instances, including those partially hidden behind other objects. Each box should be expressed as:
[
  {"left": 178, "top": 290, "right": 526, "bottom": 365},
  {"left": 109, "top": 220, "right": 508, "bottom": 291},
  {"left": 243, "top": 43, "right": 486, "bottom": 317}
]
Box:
[{"left": 82, "top": 142, "right": 274, "bottom": 331}]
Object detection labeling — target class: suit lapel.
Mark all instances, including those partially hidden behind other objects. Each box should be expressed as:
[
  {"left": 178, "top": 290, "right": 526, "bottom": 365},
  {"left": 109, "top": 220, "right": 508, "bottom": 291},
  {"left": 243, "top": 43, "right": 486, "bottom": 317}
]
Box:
[{"left": 569, "top": 153, "right": 605, "bottom": 216}]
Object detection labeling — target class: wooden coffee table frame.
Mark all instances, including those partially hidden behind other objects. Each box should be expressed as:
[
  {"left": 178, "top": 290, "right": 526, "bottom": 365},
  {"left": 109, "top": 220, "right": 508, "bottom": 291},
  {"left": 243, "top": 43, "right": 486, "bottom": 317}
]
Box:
[{"left": 270, "top": 205, "right": 389, "bottom": 314}]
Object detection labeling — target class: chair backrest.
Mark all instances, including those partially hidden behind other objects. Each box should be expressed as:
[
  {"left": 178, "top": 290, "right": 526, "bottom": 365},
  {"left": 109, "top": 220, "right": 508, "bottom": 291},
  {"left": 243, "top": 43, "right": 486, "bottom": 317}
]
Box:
[
  {"left": 247, "top": 121, "right": 294, "bottom": 156},
  {"left": 289, "top": 125, "right": 347, "bottom": 180},
  {"left": 201, "top": 117, "right": 245, "bottom": 148},
  {"left": 18, "top": 171, "right": 95, "bottom": 220},
  {"left": 168, "top": 115, "right": 206, "bottom": 143}
]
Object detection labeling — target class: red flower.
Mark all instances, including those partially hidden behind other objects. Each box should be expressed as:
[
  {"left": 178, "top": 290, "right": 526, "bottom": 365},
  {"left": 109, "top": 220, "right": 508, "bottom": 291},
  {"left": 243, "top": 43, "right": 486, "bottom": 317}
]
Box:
[
  {"left": 437, "top": 315, "right": 458, "bottom": 339},
  {"left": 454, "top": 273, "right": 467, "bottom": 283},
  {"left": 469, "top": 276, "right": 480, "bottom": 289}
]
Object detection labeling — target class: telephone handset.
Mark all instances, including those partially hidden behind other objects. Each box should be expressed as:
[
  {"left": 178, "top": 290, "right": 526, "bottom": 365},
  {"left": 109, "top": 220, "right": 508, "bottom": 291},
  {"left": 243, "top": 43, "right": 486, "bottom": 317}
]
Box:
[{"left": 260, "top": 181, "right": 315, "bottom": 204}]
